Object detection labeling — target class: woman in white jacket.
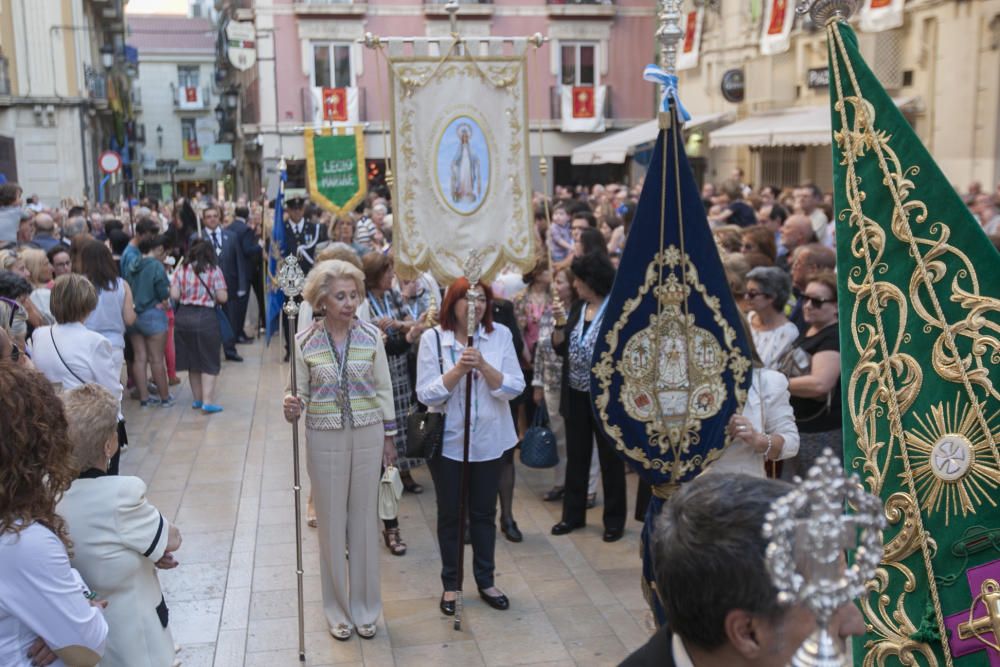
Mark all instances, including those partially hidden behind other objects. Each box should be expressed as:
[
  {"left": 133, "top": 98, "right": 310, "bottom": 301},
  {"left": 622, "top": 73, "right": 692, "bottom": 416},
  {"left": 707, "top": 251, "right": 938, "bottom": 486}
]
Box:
[
  {"left": 57, "top": 384, "right": 181, "bottom": 667},
  {"left": 710, "top": 363, "right": 800, "bottom": 478}
]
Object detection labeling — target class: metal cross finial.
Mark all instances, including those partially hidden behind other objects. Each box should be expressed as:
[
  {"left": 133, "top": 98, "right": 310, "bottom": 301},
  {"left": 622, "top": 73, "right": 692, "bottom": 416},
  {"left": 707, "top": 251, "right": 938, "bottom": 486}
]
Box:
[
  {"left": 445, "top": 0, "right": 460, "bottom": 37},
  {"left": 762, "top": 449, "right": 885, "bottom": 666},
  {"left": 657, "top": 0, "right": 684, "bottom": 77},
  {"left": 795, "top": 0, "right": 859, "bottom": 25},
  {"left": 277, "top": 256, "right": 306, "bottom": 316}
]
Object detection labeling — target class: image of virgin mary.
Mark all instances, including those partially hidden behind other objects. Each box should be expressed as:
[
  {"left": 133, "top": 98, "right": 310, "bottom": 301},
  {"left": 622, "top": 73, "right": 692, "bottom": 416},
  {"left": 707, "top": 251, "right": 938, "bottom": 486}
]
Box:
[{"left": 450, "top": 123, "right": 481, "bottom": 204}]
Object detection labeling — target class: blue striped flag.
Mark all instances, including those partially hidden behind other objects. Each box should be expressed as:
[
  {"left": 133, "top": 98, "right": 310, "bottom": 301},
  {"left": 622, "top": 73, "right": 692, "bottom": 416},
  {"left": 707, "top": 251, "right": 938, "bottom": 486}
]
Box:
[{"left": 265, "top": 166, "right": 288, "bottom": 345}]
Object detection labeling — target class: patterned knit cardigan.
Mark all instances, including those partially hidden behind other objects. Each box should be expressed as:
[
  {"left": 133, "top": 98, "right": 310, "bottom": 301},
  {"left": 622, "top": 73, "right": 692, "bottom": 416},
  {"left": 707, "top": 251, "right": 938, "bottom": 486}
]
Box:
[{"left": 290, "top": 319, "right": 398, "bottom": 434}]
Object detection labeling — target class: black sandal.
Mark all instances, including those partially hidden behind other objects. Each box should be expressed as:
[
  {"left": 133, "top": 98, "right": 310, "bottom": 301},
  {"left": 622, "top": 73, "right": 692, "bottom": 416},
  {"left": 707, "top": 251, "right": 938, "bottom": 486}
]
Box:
[
  {"left": 383, "top": 527, "right": 407, "bottom": 556},
  {"left": 400, "top": 471, "right": 423, "bottom": 494},
  {"left": 542, "top": 486, "right": 564, "bottom": 502}
]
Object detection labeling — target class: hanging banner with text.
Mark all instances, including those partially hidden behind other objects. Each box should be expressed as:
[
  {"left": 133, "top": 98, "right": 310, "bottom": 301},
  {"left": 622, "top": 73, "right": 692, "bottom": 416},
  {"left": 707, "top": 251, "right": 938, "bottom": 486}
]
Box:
[{"left": 304, "top": 127, "right": 367, "bottom": 216}]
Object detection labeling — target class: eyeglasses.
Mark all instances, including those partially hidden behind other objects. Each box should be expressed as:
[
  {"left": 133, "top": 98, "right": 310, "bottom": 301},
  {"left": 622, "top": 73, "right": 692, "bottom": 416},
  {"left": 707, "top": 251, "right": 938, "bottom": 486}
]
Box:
[
  {"left": 743, "top": 290, "right": 767, "bottom": 300},
  {"left": 803, "top": 295, "right": 836, "bottom": 308}
]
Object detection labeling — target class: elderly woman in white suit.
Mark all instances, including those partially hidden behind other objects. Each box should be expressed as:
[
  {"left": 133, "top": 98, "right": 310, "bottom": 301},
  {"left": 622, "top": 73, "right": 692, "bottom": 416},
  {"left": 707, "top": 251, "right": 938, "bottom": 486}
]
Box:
[
  {"left": 708, "top": 357, "right": 800, "bottom": 478},
  {"left": 56, "top": 384, "right": 182, "bottom": 667}
]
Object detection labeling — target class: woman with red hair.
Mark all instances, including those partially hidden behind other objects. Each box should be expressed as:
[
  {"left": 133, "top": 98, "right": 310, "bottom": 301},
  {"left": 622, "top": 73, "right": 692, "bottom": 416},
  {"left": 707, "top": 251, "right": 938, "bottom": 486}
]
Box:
[{"left": 416, "top": 278, "right": 525, "bottom": 615}]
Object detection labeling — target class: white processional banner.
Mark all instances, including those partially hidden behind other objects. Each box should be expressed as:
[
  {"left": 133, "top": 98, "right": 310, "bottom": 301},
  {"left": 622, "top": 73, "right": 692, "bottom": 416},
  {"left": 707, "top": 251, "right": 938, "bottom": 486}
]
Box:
[
  {"left": 676, "top": 8, "right": 703, "bottom": 71},
  {"left": 858, "top": 0, "right": 904, "bottom": 33},
  {"left": 760, "top": 0, "right": 795, "bottom": 56},
  {"left": 388, "top": 51, "right": 535, "bottom": 284}
]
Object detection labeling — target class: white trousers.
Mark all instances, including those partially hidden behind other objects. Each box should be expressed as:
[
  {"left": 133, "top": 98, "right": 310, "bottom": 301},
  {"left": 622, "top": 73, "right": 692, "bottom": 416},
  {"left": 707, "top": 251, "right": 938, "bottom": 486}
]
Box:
[{"left": 306, "top": 422, "right": 383, "bottom": 629}]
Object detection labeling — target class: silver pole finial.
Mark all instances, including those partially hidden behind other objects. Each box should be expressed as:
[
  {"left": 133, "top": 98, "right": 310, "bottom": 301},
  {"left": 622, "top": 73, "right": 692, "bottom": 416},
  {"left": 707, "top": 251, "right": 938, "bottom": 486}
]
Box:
[
  {"left": 795, "top": 0, "right": 859, "bottom": 25},
  {"left": 445, "top": 0, "right": 460, "bottom": 36},
  {"left": 657, "top": 0, "right": 684, "bottom": 77}
]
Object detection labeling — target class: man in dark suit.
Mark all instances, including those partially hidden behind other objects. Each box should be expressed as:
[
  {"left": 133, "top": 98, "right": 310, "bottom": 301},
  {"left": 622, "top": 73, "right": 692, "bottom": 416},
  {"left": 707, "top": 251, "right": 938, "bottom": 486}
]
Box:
[
  {"left": 225, "top": 205, "right": 262, "bottom": 344},
  {"left": 193, "top": 205, "right": 248, "bottom": 362},
  {"left": 280, "top": 197, "right": 327, "bottom": 361},
  {"left": 620, "top": 474, "right": 865, "bottom": 666}
]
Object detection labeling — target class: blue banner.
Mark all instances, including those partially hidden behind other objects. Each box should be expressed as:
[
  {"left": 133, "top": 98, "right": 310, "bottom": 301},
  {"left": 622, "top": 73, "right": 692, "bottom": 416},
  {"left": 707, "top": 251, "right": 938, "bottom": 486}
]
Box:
[
  {"left": 590, "top": 111, "right": 752, "bottom": 624},
  {"left": 265, "top": 167, "right": 288, "bottom": 345}
]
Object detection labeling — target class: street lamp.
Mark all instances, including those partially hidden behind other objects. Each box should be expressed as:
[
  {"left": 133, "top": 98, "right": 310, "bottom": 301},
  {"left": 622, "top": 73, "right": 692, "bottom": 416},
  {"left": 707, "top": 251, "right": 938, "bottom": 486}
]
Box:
[
  {"left": 100, "top": 44, "right": 114, "bottom": 70},
  {"left": 214, "top": 103, "right": 225, "bottom": 125},
  {"left": 223, "top": 88, "right": 239, "bottom": 110}
]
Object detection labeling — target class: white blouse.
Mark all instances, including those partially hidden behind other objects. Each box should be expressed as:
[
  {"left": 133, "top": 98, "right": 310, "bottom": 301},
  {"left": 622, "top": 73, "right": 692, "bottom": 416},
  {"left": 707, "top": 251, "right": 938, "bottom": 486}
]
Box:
[
  {"left": 0, "top": 523, "right": 108, "bottom": 667},
  {"left": 705, "top": 368, "right": 800, "bottom": 478},
  {"left": 748, "top": 313, "right": 800, "bottom": 371},
  {"left": 29, "top": 323, "right": 123, "bottom": 405},
  {"left": 416, "top": 323, "right": 526, "bottom": 462}
]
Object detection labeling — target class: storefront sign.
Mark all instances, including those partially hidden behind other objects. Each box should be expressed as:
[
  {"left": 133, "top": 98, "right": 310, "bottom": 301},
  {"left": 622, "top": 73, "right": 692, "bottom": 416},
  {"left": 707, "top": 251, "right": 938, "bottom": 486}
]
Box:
[
  {"left": 721, "top": 69, "right": 745, "bottom": 104},
  {"left": 225, "top": 21, "right": 257, "bottom": 72},
  {"left": 807, "top": 67, "right": 830, "bottom": 90}
]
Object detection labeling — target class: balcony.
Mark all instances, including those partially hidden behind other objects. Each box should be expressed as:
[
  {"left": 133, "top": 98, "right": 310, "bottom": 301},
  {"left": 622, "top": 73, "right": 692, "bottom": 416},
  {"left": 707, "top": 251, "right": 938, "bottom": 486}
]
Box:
[
  {"left": 550, "top": 85, "right": 611, "bottom": 121},
  {"left": 301, "top": 86, "right": 366, "bottom": 125},
  {"left": 424, "top": 0, "right": 494, "bottom": 17},
  {"left": 293, "top": 0, "right": 368, "bottom": 16},
  {"left": 172, "top": 83, "right": 211, "bottom": 111},
  {"left": 547, "top": 0, "right": 615, "bottom": 18}
]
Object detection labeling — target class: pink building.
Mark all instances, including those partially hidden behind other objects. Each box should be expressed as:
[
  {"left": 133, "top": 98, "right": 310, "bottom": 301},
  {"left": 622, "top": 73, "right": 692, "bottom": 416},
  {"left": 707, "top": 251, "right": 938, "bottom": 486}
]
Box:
[{"left": 219, "top": 0, "right": 657, "bottom": 198}]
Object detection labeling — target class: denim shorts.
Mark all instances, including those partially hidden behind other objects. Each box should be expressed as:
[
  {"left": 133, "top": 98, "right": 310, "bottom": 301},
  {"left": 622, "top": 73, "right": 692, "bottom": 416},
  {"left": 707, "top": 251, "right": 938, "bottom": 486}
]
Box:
[{"left": 133, "top": 308, "right": 168, "bottom": 337}]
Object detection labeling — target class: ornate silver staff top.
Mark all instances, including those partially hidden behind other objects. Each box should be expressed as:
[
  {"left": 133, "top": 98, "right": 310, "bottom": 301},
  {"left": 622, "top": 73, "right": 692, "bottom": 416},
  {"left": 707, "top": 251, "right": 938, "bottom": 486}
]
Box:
[
  {"left": 762, "top": 449, "right": 885, "bottom": 667},
  {"left": 656, "top": 0, "right": 684, "bottom": 77},
  {"left": 277, "top": 256, "right": 306, "bottom": 316},
  {"left": 795, "top": 0, "right": 859, "bottom": 25}
]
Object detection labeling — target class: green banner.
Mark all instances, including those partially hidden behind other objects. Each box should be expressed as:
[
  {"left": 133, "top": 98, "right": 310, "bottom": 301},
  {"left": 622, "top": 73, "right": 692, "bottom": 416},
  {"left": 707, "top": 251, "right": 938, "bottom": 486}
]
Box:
[
  {"left": 829, "top": 21, "right": 1000, "bottom": 667},
  {"left": 305, "top": 127, "right": 366, "bottom": 215}
]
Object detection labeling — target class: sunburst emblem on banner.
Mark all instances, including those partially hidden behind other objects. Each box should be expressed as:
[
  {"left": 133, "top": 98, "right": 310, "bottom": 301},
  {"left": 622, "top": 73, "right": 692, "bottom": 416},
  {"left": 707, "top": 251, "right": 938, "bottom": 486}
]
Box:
[{"left": 905, "top": 394, "right": 1000, "bottom": 526}]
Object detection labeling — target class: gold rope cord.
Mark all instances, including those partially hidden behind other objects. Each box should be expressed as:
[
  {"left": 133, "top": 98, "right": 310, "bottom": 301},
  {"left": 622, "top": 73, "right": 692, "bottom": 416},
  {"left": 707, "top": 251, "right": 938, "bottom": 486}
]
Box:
[
  {"left": 828, "top": 21, "right": 953, "bottom": 666},
  {"left": 831, "top": 25, "right": 998, "bottom": 469}
]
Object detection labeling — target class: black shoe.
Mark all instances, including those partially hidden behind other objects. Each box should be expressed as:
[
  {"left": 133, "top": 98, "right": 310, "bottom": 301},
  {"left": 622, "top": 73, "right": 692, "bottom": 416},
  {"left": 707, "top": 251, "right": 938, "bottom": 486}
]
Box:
[
  {"left": 551, "top": 520, "right": 584, "bottom": 536},
  {"left": 439, "top": 593, "right": 455, "bottom": 616},
  {"left": 603, "top": 528, "right": 624, "bottom": 543},
  {"left": 542, "top": 487, "right": 564, "bottom": 502},
  {"left": 225, "top": 352, "right": 244, "bottom": 362},
  {"left": 586, "top": 493, "right": 597, "bottom": 509},
  {"left": 478, "top": 588, "right": 509, "bottom": 610},
  {"left": 236, "top": 334, "right": 254, "bottom": 344},
  {"left": 501, "top": 520, "right": 523, "bottom": 543},
  {"left": 283, "top": 352, "right": 290, "bottom": 363}
]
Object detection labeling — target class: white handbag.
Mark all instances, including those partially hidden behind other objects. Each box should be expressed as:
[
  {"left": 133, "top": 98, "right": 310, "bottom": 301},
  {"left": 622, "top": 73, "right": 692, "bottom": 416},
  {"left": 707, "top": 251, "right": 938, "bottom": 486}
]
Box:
[{"left": 378, "top": 465, "right": 404, "bottom": 521}]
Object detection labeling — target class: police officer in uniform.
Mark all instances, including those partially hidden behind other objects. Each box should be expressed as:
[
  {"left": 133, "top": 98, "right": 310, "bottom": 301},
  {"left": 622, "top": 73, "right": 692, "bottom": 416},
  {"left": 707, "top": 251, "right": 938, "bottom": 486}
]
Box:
[{"left": 281, "top": 197, "right": 327, "bottom": 361}]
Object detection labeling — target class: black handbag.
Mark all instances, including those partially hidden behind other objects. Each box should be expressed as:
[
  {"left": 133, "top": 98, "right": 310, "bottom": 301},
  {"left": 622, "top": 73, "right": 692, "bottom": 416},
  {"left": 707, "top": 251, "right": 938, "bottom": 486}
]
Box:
[
  {"left": 520, "top": 402, "right": 559, "bottom": 468},
  {"left": 194, "top": 270, "right": 236, "bottom": 346},
  {"left": 406, "top": 330, "right": 445, "bottom": 459}
]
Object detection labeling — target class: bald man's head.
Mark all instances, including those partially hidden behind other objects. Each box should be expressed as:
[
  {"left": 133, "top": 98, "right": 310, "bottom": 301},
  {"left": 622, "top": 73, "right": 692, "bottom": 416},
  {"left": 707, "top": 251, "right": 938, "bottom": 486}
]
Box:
[
  {"left": 780, "top": 214, "right": 817, "bottom": 253},
  {"left": 33, "top": 213, "right": 54, "bottom": 234}
]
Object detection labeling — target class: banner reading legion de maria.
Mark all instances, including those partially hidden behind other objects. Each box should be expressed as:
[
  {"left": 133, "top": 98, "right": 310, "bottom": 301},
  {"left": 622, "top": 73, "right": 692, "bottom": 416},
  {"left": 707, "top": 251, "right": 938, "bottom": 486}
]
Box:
[
  {"left": 385, "top": 41, "right": 535, "bottom": 283},
  {"left": 305, "top": 126, "right": 367, "bottom": 216}
]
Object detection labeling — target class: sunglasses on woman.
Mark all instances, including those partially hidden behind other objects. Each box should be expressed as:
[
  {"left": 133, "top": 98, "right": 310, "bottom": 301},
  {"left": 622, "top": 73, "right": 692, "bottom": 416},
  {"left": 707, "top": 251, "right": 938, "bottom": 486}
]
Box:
[{"left": 802, "top": 295, "right": 836, "bottom": 308}]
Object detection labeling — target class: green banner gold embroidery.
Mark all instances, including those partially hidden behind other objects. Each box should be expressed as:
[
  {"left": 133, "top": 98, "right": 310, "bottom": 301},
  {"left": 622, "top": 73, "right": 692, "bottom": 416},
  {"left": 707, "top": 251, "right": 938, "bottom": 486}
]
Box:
[
  {"left": 828, "top": 21, "right": 1000, "bottom": 667},
  {"left": 305, "top": 127, "right": 366, "bottom": 216}
]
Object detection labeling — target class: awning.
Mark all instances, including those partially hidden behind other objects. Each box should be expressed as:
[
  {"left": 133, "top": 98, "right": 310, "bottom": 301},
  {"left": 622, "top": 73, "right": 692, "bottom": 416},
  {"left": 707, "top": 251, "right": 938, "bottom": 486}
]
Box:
[
  {"left": 571, "top": 111, "right": 731, "bottom": 165},
  {"left": 709, "top": 97, "right": 919, "bottom": 148}
]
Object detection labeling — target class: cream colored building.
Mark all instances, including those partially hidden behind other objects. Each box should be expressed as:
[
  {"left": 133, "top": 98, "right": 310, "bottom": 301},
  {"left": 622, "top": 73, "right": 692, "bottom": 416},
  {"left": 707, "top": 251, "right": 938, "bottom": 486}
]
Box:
[
  {"left": 678, "top": 0, "right": 1000, "bottom": 192},
  {"left": 0, "top": 0, "right": 131, "bottom": 205}
]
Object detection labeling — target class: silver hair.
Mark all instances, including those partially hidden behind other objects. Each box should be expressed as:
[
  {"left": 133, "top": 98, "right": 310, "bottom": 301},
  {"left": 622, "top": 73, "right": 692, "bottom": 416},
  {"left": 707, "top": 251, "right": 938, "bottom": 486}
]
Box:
[
  {"left": 63, "top": 216, "right": 88, "bottom": 238},
  {"left": 746, "top": 266, "right": 792, "bottom": 311}
]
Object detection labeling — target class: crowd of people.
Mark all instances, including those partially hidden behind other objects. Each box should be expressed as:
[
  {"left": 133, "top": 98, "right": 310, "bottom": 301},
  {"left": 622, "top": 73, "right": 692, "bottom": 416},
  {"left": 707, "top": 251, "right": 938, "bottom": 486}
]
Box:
[{"left": 3, "top": 170, "right": 997, "bottom": 664}]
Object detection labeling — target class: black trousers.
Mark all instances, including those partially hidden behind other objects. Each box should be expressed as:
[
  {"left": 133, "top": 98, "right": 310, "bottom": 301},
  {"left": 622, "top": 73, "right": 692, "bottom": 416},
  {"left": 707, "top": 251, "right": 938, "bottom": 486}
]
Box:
[
  {"left": 561, "top": 387, "right": 627, "bottom": 531},
  {"left": 250, "top": 257, "right": 266, "bottom": 331},
  {"left": 229, "top": 291, "right": 250, "bottom": 340},
  {"left": 428, "top": 454, "right": 503, "bottom": 591}
]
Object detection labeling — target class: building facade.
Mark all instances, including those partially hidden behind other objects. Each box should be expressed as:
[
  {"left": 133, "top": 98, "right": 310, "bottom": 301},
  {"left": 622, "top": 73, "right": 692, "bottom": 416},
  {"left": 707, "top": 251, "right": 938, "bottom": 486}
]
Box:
[
  {"left": 216, "top": 0, "right": 658, "bottom": 199},
  {"left": 679, "top": 0, "right": 1000, "bottom": 192},
  {"left": 129, "top": 14, "right": 226, "bottom": 202},
  {"left": 0, "top": 0, "right": 133, "bottom": 205}
]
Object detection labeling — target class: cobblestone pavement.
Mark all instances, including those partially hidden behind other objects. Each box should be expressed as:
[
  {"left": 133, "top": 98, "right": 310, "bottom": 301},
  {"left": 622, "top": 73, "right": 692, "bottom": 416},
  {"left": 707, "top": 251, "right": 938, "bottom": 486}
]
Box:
[{"left": 121, "top": 339, "right": 650, "bottom": 667}]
